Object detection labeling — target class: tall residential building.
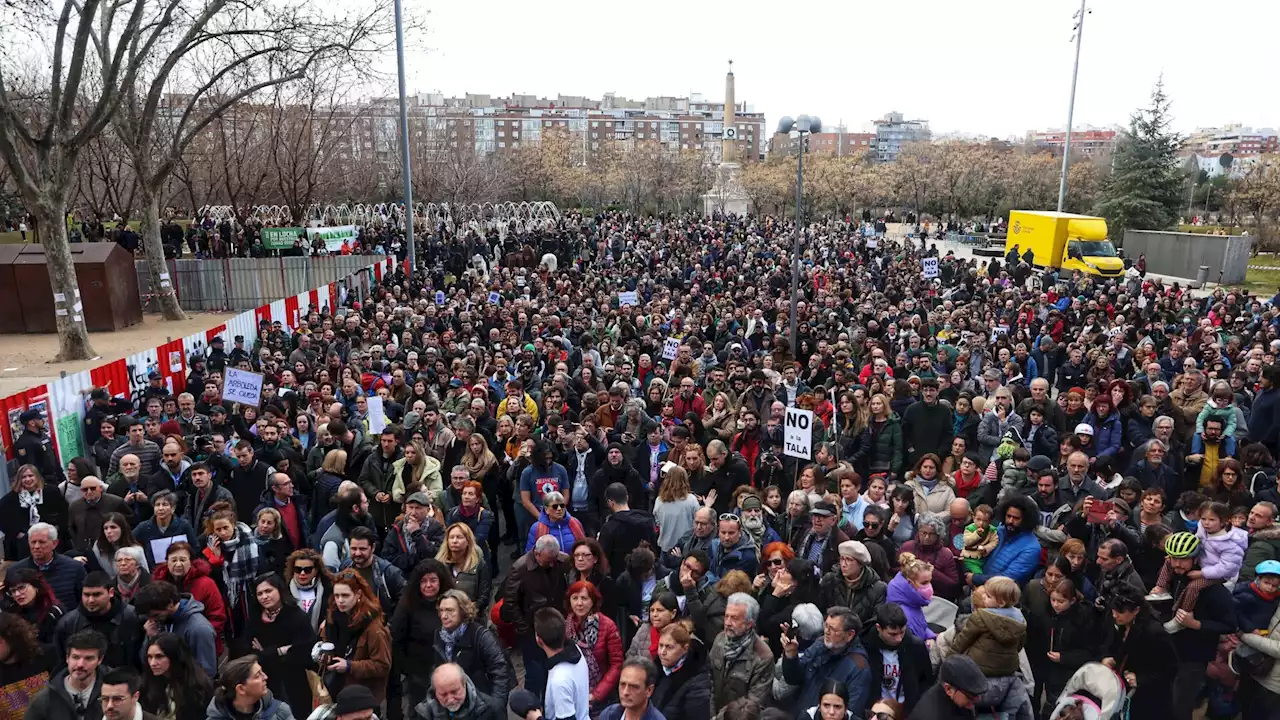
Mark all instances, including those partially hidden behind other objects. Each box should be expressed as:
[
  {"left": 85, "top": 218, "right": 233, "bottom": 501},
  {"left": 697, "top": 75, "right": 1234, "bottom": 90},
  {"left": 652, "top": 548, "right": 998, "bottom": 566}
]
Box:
[
  {"left": 1184, "top": 125, "right": 1278, "bottom": 156},
  {"left": 873, "top": 112, "right": 930, "bottom": 163},
  {"left": 1030, "top": 125, "right": 1118, "bottom": 157}
]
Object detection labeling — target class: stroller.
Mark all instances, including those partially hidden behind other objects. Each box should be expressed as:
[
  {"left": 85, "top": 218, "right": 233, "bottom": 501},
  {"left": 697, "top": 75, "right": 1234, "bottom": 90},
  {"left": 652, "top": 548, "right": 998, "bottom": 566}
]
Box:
[{"left": 1046, "top": 662, "right": 1130, "bottom": 720}]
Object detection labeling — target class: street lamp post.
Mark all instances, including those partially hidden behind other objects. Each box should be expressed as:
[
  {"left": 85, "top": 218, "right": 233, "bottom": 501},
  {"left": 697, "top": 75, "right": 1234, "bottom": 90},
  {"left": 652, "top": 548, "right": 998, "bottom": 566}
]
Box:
[
  {"left": 1057, "top": 0, "right": 1089, "bottom": 212},
  {"left": 776, "top": 114, "right": 822, "bottom": 358},
  {"left": 393, "top": 0, "right": 415, "bottom": 270}
]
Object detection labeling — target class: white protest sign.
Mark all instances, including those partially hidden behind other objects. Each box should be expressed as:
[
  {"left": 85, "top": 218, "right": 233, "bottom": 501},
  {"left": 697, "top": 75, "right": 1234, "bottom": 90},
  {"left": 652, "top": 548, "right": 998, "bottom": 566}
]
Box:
[
  {"left": 618, "top": 291, "right": 638, "bottom": 307},
  {"left": 222, "top": 368, "right": 264, "bottom": 407},
  {"left": 921, "top": 257, "right": 939, "bottom": 279},
  {"left": 867, "top": 238, "right": 878, "bottom": 249},
  {"left": 784, "top": 407, "right": 814, "bottom": 460},
  {"left": 367, "top": 396, "right": 387, "bottom": 433},
  {"left": 662, "top": 337, "right": 681, "bottom": 361}
]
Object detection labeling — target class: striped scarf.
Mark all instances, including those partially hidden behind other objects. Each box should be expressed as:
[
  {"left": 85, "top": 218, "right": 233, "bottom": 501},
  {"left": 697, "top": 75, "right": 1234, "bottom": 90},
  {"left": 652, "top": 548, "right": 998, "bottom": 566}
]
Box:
[{"left": 217, "top": 524, "right": 260, "bottom": 609}]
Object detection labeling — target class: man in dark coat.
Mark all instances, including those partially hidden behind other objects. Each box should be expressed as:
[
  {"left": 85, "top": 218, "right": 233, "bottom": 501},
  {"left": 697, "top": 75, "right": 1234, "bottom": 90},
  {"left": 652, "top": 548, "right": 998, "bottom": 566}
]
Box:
[
  {"left": 228, "top": 441, "right": 274, "bottom": 526},
  {"left": 901, "top": 379, "right": 954, "bottom": 466},
  {"left": 68, "top": 477, "right": 129, "bottom": 553},
  {"left": 863, "top": 604, "right": 934, "bottom": 717},
  {"left": 54, "top": 572, "right": 144, "bottom": 672},
  {"left": 500, "top": 535, "right": 571, "bottom": 697},
  {"left": 908, "top": 655, "right": 989, "bottom": 720}
]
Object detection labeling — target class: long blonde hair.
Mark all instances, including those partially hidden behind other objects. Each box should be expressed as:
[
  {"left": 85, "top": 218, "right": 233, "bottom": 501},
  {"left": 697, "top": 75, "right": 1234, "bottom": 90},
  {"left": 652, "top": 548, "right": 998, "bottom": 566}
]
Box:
[
  {"left": 658, "top": 466, "right": 692, "bottom": 503},
  {"left": 436, "top": 522, "right": 482, "bottom": 574}
]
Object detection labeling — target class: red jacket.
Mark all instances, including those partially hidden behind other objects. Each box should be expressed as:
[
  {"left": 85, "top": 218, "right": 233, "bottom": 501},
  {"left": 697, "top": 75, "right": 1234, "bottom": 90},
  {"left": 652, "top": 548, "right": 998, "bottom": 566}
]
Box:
[
  {"left": 152, "top": 557, "right": 227, "bottom": 653},
  {"left": 672, "top": 392, "right": 706, "bottom": 419},
  {"left": 570, "top": 612, "right": 624, "bottom": 703}
]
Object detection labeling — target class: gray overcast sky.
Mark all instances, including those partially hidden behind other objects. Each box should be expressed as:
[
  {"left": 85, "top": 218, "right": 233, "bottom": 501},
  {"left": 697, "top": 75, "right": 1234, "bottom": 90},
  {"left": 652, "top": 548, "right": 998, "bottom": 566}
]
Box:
[{"left": 403, "top": 0, "right": 1278, "bottom": 139}]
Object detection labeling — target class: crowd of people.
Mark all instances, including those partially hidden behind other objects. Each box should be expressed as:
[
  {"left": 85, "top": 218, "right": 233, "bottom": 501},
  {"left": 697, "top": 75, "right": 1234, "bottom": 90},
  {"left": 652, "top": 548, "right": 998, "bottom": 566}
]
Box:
[{"left": 3, "top": 209, "right": 1280, "bottom": 720}]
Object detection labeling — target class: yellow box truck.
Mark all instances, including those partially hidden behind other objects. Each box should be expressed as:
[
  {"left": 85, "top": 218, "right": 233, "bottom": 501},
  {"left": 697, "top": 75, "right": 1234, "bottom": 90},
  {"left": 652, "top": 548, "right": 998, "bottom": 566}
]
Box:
[{"left": 1005, "top": 210, "right": 1124, "bottom": 278}]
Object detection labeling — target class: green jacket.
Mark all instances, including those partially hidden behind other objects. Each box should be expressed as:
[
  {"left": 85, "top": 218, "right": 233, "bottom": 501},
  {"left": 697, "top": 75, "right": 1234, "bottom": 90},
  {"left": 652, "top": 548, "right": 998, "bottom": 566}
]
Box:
[{"left": 867, "top": 414, "right": 904, "bottom": 478}]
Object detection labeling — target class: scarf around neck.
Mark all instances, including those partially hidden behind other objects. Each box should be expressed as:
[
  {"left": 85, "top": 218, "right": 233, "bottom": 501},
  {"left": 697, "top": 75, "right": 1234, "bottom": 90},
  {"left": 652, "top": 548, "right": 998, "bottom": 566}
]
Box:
[
  {"left": 568, "top": 612, "right": 602, "bottom": 685},
  {"left": 18, "top": 490, "right": 43, "bottom": 525},
  {"left": 721, "top": 628, "right": 757, "bottom": 666},
  {"left": 439, "top": 622, "right": 468, "bottom": 661}
]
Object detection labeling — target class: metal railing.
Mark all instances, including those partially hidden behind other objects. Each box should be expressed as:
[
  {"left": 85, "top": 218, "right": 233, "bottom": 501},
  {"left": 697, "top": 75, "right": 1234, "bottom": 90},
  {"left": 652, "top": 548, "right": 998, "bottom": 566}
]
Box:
[{"left": 134, "top": 255, "right": 389, "bottom": 312}]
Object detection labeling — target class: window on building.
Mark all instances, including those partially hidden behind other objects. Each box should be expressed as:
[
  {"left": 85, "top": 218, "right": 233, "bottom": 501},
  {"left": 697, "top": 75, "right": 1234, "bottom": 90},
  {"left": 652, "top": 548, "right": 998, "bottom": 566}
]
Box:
[{"left": 499, "top": 141, "right": 506, "bottom": 148}]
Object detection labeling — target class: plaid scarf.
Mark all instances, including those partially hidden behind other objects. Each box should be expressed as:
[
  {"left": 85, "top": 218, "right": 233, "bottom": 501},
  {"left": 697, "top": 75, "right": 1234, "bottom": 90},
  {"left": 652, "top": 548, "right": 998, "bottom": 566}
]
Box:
[
  {"left": 567, "top": 612, "right": 602, "bottom": 686},
  {"left": 720, "top": 629, "right": 758, "bottom": 666},
  {"left": 217, "top": 524, "right": 260, "bottom": 610}
]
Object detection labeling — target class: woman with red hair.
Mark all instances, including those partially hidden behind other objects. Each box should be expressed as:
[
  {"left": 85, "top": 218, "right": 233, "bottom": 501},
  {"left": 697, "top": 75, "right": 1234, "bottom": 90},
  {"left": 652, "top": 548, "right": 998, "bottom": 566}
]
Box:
[
  {"left": 0, "top": 568, "right": 63, "bottom": 645},
  {"left": 320, "top": 569, "right": 392, "bottom": 704},
  {"left": 565, "top": 579, "right": 623, "bottom": 715}
]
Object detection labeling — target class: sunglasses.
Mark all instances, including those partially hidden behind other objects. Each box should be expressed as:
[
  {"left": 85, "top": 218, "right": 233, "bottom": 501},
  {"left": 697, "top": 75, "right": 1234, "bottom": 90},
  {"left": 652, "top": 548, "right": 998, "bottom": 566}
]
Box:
[
  {"left": 719, "top": 513, "right": 741, "bottom": 523},
  {"left": 865, "top": 522, "right": 880, "bottom": 530},
  {"left": 548, "top": 504, "right": 565, "bottom": 510},
  {"left": 768, "top": 558, "right": 786, "bottom": 567},
  {"left": 294, "top": 565, "right": 316, "bottom": 574}
]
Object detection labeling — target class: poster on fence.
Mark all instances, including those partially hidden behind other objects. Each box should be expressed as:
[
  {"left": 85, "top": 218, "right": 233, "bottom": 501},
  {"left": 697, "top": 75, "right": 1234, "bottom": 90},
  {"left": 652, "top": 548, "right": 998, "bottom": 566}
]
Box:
[
  {"left": 306, "top": 226, "right": 358, "bottom": 252},
  {"left": 262, "top": 227, "right": 305, "bottom": 250}
]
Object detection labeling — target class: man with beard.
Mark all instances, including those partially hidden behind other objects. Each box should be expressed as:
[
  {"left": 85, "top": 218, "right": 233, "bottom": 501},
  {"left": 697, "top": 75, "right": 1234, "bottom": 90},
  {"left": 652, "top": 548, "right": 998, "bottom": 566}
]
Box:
[
  {"left": 590, "top": 444, "right": 645, "bottom": 524},
  {"left": 1031, "top": 464, "right": 1069, "bottom": 529},
  {"left": 708, "top": 593, "right": 773, "bottom": 709},
  {"left": 738, "top": 494, "right": 781, "bottom": 555},
  {"left": 418, "top": 664, "right": 497, "bottom": 720},
  {"left": 562, "top": 428, "right": 607, "bottom": 535},
  {"left": 662, "top": 507, "right": 716, "bottom": 572},
  {"left": 358, "top": 426, "right": 405, "bottom": 531},
  {"left": 709, "top": 514, "right": 759, "bottom": 578},
  {"left": 519, "top": 441, "right": 570, "bottom": 544},
  {"left": 1093, "top": 538, "right": 1146, "bottom": 610},
  {"left": 26, "top": 629, "right": 108, "bottom": 720},
  {"left": 597, "top": 483, "right": 657, "bottom": 580},
  {"left": 54, "top": 572, "right": 144, "bottom": 672},
  {"left": 780, "top": 606, "right": 872, "bottom": 714},
  {"left": 180, "top": 463, "right": 234, "bottom": 532},
  {"left": 320, "top": 486, "right": 377, "bottom": 572}
]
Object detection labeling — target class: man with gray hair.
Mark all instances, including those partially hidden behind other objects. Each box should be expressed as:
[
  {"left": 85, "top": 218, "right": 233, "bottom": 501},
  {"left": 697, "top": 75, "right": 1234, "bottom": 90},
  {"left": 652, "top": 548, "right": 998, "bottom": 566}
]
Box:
[
  {"left": 417, "top": 662, "right": 497, "bottom": 720},
  {"left": 704, "top": 439, "right": 750, "bottom": 514},
  {"left": 502, "top": 532, "right": 570, "bottom": 697},
  {"left": 780, "top": 606, "right": 872, "bottom": 715},
  {"left": 663, "top": 506, "right": 716, "bottom": 571},
  {"left": 708, "top": 592, "right": 772, "bottom": 709},
  {"left": 8, "top": 522, "right": 86, "bottom": 606}
]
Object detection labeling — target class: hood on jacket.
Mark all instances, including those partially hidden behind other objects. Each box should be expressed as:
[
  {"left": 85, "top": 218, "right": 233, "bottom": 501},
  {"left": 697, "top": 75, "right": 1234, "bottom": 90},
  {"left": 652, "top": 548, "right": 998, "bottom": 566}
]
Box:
[
  {"left": 546, "top": 641, "right": 584, "bottom": 669},
  {"left": 206, "top": 692, "right": 286, "bottom": 720},
  {"left": 152, "top": 556, "right": 215, "bottom": 584},
  {"left": 607, "top": 508, "right": 655, "bottom": 532},
  {"left": 1252, "top": 525, "right": 1280, "bottom": 543},
  {"left": 886, "top": 573, "right": 930, "bottom": 608},
  {"left": 975, "top": 607, "right": 1027, "bottom": 643},
  {"left": 172, "top": 595, "right": 208, "bottom": 621}
]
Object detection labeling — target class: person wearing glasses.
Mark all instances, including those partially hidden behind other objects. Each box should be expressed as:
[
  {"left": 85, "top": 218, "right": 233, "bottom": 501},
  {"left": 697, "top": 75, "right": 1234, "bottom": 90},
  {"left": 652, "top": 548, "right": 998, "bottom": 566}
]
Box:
[
  {"left": 526, "top": 491, "right": 586, "bottom": 555},
  {"left": 284, "top": 548, "right": 332, "bottom": 632},
  {"left": 908, "top": 655, "right": 988, "bottom": 720}
]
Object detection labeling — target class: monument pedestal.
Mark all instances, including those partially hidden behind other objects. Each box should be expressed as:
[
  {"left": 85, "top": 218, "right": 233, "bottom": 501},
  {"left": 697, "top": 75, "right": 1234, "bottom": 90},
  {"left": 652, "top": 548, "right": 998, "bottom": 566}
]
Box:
[{"left": 702, "top": 161, "right": 751, "bottom": 217}]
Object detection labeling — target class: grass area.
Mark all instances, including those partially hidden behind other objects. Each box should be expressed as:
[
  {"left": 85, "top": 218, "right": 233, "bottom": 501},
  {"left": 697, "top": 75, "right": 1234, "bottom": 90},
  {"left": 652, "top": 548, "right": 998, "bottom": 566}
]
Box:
[{"left": 1233, "top": 266, "right": 1280, "bottom": 296}]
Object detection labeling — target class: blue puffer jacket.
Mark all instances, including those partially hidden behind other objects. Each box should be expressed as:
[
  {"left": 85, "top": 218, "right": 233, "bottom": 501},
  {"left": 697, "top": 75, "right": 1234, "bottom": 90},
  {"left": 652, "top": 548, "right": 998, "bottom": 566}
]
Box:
[
  {"left": 974, "top": 526, "right": 1041, "bottom": 585},
  {"left": 1085, "top": 411, "right": 1123, "bottom": 460}
]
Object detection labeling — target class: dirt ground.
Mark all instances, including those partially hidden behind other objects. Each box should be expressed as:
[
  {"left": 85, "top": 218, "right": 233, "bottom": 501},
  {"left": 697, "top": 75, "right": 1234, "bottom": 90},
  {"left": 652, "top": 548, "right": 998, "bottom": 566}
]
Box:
[{"left": 0, "top": 312, "right": 236, "bottom": 397}]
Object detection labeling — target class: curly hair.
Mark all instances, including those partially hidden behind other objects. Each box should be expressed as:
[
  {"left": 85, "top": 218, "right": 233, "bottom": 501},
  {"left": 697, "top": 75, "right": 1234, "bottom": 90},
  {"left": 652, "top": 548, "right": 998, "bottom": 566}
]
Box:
[
  {"left": 0, "top": 612, "right": 41, "bottom": 663},
  {"left": 993, "top": 493, "right": 1040, "bottom": 533},
  {"left": 401, "top": 558, "right": 456, "bottom": 611}
]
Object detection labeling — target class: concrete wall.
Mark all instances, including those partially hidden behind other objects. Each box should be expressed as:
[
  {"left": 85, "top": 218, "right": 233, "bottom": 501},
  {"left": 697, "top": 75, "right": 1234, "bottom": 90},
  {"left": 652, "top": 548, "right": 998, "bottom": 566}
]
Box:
[{"left": 1121, "top": 230, "right": 1253, "bottom": 285}]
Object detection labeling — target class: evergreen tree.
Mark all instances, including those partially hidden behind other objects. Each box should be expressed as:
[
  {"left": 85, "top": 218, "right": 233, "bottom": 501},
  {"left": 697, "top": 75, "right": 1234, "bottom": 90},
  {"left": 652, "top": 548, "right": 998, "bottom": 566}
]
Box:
[{"left": 1094, "top": 79, "right": 1185, "bottom": 238}]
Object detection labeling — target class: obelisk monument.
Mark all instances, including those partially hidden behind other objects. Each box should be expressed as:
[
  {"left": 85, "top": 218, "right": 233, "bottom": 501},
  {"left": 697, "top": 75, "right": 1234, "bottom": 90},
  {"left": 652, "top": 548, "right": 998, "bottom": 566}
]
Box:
[{"left": 702, "top": 60, "right": 751, "bottom": 216}]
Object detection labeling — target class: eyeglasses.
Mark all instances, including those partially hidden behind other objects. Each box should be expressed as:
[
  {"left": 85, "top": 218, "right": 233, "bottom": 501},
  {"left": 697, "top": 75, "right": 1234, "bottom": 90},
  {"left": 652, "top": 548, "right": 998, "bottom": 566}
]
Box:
[{"left": 294, "top": 565, "right": 316, "bottom": 574}]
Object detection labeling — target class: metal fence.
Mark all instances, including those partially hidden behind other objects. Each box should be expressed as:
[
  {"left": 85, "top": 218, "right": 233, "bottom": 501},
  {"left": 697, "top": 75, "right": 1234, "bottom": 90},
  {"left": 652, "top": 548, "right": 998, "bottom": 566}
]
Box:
[{"left": 135, "top": 255, "right": 389, "bottom": 312}]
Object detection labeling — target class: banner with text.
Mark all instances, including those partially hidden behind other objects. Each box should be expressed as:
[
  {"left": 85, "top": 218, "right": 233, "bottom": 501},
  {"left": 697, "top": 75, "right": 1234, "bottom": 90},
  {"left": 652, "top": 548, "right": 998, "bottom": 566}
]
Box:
[
  {"left": 306, "top": 225, "right": 358, "bottom": 252},
  {"left": 261, "top": 227, "right": 306, "bottom": 250}
]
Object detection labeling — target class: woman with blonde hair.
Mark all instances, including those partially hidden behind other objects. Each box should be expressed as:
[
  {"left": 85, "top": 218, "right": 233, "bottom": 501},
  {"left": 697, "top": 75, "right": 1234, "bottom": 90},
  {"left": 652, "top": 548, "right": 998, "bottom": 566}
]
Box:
[
  {"left": 680, "top": 444, "right": 710, "bottom": 499},
  {"left": 390, "top": 439, "right": 442, "bottom": 512},
  {"left": 313, "top": 448, "right": 348, "bottom": 525},
  {"left": 251, "top": 506, "right": 293, "bottom": 576},
  {"left": 436, "top": 522, "right": 492, "bottom": 614},
  {"left": 320, "top": 568, "right": 392, "bottom": 703},
  {"left": 703, "top": 392, "right": 737, "bottom": 442},
  {"left": 886, "top": 552, "right": 937, "bottom": 643},
  {"left": 432, "top": 589, "right": 511, "bottom": 710},
  {"left": 0, "top": 464, "right": 69, "bottom": 561},
  {"left": 653, "top": 466, "right": 700, "bottom": 553}
]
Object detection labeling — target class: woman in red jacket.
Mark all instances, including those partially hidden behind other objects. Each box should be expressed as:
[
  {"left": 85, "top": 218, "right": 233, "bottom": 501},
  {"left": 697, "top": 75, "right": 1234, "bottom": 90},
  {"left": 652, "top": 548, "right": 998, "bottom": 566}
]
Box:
[
  {"left": 565, "top": 580, "right": 623, "bottom": 716},
  {"left": 152, "top": 541, "right": 228, "bottom": 653}
]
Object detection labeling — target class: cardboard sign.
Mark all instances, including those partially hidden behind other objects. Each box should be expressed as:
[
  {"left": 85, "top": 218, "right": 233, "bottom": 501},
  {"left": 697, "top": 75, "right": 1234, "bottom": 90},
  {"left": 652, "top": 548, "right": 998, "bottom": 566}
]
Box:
[
  {"left": 922, "top": 257, "right": 939, "bottom": 279},
  {"left": 662, "top": 337, "right": 681, "bottom": 361},
  {"left": 618, "top": 291, "right": 638, "bottom": 307},
  {"left": 222, "top": 368, "right": 264, "bottom": 407},
  {"left": 367, "top": 396, "right": 387, "bottom": 434},
  {"left": 784, "top": 407, "right": 814, "bottom": 460}
]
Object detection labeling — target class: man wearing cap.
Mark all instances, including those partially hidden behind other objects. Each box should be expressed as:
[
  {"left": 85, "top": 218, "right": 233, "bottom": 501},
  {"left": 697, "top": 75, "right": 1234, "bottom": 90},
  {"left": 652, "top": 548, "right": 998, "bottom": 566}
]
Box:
[
  {"left": 380, "top": 492, "right": 444, "bottom": 574},
  {"left": 793, "top": 500, "right": 850, "bottom": 572},
  {"left": 909, "top": 655, "right": 989, "bottom": 719},
  {"left": 84, "top": 388, "right": 132, "bottom": 448},
  {"left": 819, "top": 540, "right": 887, "bottom": 624},
  {"left": 902, "top": 377, "right": 954, "bottom": 466},
  {"left": 206, "top": 336, "right": 228, "bottom": 371},
  {"left": 14, "top": 407, "right": 61, "bottom": 482}
]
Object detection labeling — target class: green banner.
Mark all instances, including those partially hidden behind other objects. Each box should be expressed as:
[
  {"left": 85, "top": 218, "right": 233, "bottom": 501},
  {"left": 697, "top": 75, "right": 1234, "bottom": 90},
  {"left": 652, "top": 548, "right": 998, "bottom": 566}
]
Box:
[
  {"left": 261, "top": 227, "right": 305, "bottom": 250},
  {"left": 56, "top": 414, "right": 83, "bottom": 467}
]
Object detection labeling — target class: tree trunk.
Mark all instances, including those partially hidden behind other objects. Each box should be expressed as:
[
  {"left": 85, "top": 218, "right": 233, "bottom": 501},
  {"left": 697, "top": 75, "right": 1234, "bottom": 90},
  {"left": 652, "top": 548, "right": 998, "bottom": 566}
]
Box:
[
  {"left": 33, "top": 205, "right": 97, "bottom": 361},
  {"left": 139, "top": 188, "right": 188, "bottom": 321}
]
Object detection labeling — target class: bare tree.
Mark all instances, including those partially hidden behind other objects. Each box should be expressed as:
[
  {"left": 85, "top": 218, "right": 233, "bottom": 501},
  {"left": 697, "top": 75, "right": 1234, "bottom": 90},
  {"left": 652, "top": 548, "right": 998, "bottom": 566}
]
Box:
[{"left": 112, "top": 0, "right": 395, "bottom": 321}]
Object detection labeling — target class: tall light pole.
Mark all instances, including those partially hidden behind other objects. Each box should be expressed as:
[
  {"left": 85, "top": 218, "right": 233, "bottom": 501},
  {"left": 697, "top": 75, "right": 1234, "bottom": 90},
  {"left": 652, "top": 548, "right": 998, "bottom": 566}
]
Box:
[
  {"left": 776, "top": 114, "right": 822, "bottom": 358},
  {"left": 393, "top": 0, "right": 415, "bottom": 270},
  {"left": 1057, "top": 0, "right": 1089, "bottom": 212}
]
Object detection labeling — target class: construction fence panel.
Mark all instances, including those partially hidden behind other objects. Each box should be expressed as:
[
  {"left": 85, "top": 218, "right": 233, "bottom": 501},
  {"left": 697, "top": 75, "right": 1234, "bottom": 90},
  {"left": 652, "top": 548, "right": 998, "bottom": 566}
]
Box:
[{"left": 135, "top": 256, "right": 388, "bottom": 312}]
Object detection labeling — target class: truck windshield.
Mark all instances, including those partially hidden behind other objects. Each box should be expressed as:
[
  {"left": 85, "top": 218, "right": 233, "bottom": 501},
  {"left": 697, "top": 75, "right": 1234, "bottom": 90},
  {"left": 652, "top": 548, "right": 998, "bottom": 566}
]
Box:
[{"left": 1068, "top": 240, "right": 1117, "bottom": 258}]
